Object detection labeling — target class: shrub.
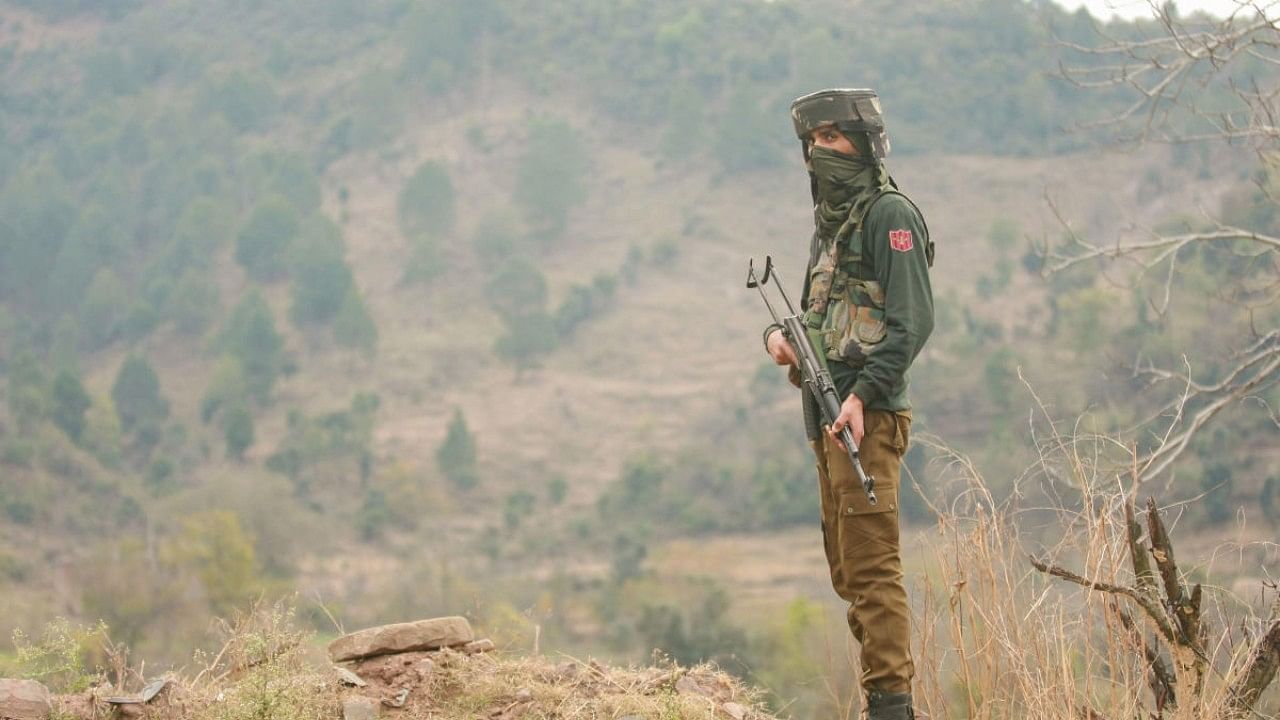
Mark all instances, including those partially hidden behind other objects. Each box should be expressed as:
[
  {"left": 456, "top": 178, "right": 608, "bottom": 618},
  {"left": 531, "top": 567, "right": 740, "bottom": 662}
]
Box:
[
  {"left": 398, "top": 160, "right": 455, "bottom": 238},
  {"left": 235, "top": 196, "right": 300, "bottom": 282},
  {"left": 10, "top": 618, "right": 108, "bottom": 693},
  {"left": 503, "top": 490, "right": 536, "bottom": 530},
  {"left": 196, "top": 604, "right": 335, "bottom": 720},
  {"left": 487, "top": 257, "right": 548, "bottom": 317},
  {"left": 493, "top": 311, "right": 558, "bottom": 370}
]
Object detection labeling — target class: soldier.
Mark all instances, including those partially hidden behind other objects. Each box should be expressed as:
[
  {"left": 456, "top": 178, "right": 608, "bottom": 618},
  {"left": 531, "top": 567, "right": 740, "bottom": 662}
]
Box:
[{"left": 763, "top": 89, "right": 933, "bottom": 720}]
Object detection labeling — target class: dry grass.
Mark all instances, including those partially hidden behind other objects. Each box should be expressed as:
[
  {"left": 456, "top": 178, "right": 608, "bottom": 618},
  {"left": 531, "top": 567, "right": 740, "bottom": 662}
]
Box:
[
  {"left": 32, "top": 598, "right": 773, "bottom": 720},
  {"left": 907, "top": 433, "right": 1279, "bottom": 720},
  {"left": 393, "top": 653, "right": 768, "bottom": 720}
]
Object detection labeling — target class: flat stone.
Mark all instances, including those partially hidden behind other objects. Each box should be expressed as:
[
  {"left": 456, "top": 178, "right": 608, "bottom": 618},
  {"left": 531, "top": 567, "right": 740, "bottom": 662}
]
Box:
[
  {"left": 333, "top": 667, "right": 367, "bottom": 688},
  {"left": 328, "top": 617, "right": 474, "bottom": 662},
  {"left": 107, "top": 677, "right": 172, "bottom": 704},
  {"left": 463, "top": 638, "right": 495, "bottom": 655},
  {"left": 343, "top": 696, "right": 379, "bottom": 720},
  {"left": 0, "top": 679, "right": 53, "bottom": 720},
  {"left": 722, "top": 702, "right": 748, "bottom": 720}
]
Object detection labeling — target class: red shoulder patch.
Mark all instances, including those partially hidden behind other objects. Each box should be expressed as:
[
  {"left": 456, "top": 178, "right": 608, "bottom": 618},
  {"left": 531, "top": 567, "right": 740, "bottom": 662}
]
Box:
[{"left": 889, "top": 229, "right": 914, "bottom": 252}]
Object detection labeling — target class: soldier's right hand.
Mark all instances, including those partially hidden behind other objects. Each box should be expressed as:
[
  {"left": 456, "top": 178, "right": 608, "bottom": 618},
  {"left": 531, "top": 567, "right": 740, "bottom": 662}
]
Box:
[{"left": 766, "top": 329, "right": 798, "bottom": 367}]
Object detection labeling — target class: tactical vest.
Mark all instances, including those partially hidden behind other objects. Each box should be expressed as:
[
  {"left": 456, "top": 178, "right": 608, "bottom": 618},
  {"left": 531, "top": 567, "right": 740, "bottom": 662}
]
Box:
[{"left": 805, "top": 190, "right": 931, "bottom": 367}]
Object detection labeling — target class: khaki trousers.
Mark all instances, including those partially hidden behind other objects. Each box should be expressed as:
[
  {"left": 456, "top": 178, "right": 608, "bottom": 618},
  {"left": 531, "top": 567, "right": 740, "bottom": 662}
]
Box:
[{"left": 812, "top": 409, "right": 913, "bottom": 694}]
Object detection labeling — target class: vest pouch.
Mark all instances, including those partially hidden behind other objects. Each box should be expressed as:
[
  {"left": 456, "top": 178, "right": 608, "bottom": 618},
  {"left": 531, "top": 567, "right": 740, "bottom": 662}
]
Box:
[
  {"left": 821, "top": 279, "right": 887, "bottom": 367},
  {"left": 851, "top": 305, "right": 887, "bottom": 344}
]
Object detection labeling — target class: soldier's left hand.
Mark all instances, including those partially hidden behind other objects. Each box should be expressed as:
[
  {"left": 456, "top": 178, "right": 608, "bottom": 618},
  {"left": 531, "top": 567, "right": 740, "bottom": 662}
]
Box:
[{"left": 829, "top": 393, "right": 865, "bottom": 451}]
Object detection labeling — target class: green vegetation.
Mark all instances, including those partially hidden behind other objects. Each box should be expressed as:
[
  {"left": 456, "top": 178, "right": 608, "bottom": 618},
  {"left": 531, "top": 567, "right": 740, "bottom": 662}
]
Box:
[
  {"left": 110, "top": 355, "right": 168, "bottom": 437},
  {"left": 515, "top": 118, "right": 589, "bottom": 242},
  {"left": 50, "top": 370, "right": 91, "bottom": 443},
  {"left": 437, "top": 409, "right": 478, "bottom": 491},
  {"left": 0, "top": 4, "right": 1274, "bottom": 714},
  {"left": 399, "top": 160, "right": 456, "bottom": 238},
  {"left": 218, "top": 293, "right": 285, "bottom": 404},
  {"left": 332, "top": 289, "right": 378, "bottom": 355},
  {"left": 222, "top": 403, "right": 255, "bottom": 460},
  {"left": 9, "top": 618, "right": 108, "bottom": 693},
  {"left": 266, "top": 393, "right": 380, "bottom": 503},
  {"left": 289, "top": 217, "right": 354, "bottom": 327},
  {"left": 236, "top": 197, "right": 300, "bottom": 283}
]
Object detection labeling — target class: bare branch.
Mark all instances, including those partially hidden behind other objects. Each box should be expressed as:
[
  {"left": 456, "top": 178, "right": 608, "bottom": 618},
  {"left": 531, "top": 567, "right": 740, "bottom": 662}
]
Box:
[
  {"left": 1111, "top": 600, "right": 1177, "bottom": 710},
  {"left": 1226, "top": 596, "right": 1280, "bottom": 714},
  {"left": 1029, "top": 554, "right": 1178, "bottom": 643}
]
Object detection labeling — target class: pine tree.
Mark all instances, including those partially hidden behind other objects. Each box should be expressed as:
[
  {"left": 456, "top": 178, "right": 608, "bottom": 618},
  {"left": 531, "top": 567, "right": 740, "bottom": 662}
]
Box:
[
  {"left": 220, "top": 292, "right": 284, "bottom": 403},
  {"left": 222, "top": 402, "right": 254, "bottom": 460},
  {"left": 110, "top": 355, "right": 168, "bottom": 433},
  {"left": 235, "top": 196, "right": 299, "bottom": 282},
  {"left": 333, "top": 288, "right": 378, "bottom": 355},
  {"left": 50, "top": 369, "right": 91, "bottom": 442},
  {"left": 436, "top": 408, "right": 478, "bottom": 490}
]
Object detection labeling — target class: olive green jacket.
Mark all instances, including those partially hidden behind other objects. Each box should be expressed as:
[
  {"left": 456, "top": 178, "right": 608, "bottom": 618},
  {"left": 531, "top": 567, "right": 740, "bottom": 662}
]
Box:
[{"left": 808, "top": 192, "right": 934, "bottom": 412}]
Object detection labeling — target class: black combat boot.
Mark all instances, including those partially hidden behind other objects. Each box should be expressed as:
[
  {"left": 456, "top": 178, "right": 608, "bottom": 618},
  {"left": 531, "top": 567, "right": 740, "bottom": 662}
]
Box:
[{"left": 866, "top": 690, "right": 915, "bottom": 720}]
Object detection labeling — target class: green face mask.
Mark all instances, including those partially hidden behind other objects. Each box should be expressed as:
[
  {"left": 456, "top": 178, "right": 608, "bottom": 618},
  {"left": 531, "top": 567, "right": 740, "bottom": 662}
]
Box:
[
  {"left": 809, "top": 146, "right": 892, "bottom": 242},
  {"left": 810, "top": 146, "right": 878, "bottom": 207},
  {"left": 805, "top": 145, "right": 896, "bottom": 315}
]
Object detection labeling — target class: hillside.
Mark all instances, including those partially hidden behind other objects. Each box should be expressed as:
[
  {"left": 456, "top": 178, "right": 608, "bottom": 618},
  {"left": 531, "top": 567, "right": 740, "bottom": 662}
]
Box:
[{"left": 1, "top": 1, "right": 1277, "bottom": 717}]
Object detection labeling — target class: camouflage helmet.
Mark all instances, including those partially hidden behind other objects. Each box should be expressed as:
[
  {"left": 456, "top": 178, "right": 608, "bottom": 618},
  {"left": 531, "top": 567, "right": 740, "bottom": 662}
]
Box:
[{"left": 790, "top": 88, "right": 890, "bottom": 159}]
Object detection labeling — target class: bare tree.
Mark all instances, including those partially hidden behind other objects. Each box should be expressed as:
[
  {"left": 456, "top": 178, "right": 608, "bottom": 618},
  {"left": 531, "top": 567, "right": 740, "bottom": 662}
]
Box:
[
  {"left": 1032, "top": 493, "right": 1279, "bottom": 718},
  {"left": 1045, "top": 1, "right": 1280, "bottom": 479},
  {"left": 1029, "top": 4, "right": 1280, "bottom": 717}
]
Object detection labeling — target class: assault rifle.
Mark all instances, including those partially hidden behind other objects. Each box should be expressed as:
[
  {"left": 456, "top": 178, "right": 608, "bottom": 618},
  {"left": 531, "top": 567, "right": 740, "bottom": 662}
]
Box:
[{"left": 747, "top": 255, "right": 877, "bottom": 506}]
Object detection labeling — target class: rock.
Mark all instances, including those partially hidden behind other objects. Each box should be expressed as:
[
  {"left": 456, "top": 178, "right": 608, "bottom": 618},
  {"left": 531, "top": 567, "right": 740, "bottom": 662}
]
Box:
[
  {"left": 514, "top": 688, "right": 533, "bottom": 703},
  {"left": 334, "top": 667, "right": 367, "bottom": 688},
  {"left": 463, "top": 638, "right": 495, "bottom": 655},
  {"left": 0, "top": 679, "right": 53, "bottom": 720},
  {"left": 343, "top": 696, "right": 379, "bottom": 720},
  {"left": 722, "top": 702, "right": 748, "bottom": 720},
  {"left": 107, "top": 677, "right": 172, "bottom": 705},
  {"left": 675, "top": 675, "right": 709, "bottom": 697},
  {"left": 328, "top": 617, "right": 474, "bottom": 662},
  {"left": 381, "top": 689, "right": 409, "bottom": 709}
]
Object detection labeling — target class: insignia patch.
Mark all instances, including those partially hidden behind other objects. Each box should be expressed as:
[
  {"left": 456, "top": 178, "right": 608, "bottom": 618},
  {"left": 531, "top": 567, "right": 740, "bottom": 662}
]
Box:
[{"left": 889, "top": 229, "right": 914, "bottom": 252}]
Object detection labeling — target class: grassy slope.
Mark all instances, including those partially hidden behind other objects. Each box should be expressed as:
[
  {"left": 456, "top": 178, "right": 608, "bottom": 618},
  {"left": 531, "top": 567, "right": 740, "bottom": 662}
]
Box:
[{"left": 0, "top": 0, "right": 1270, "bottom": 659}]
